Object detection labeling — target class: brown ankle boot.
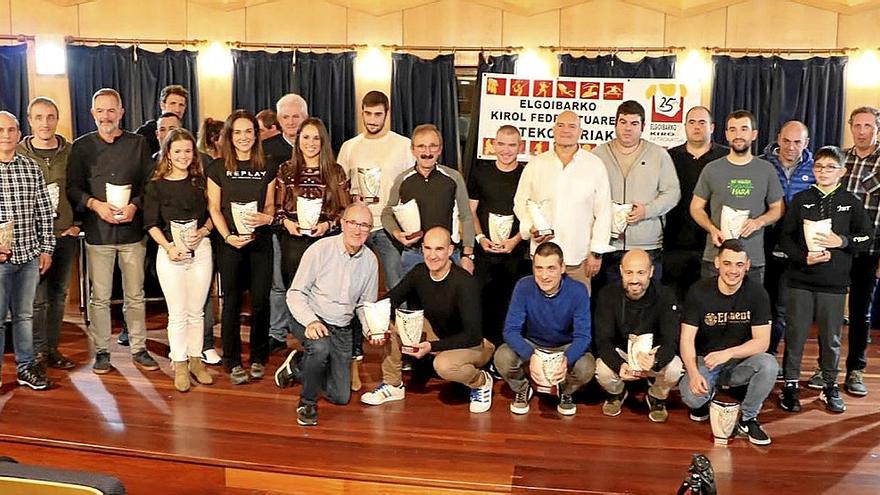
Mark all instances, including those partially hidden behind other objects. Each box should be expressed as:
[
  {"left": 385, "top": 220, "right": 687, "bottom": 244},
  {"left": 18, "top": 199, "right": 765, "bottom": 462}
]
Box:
[
  {"left": 174, "top": 361, "right": 191, "bottom": 392},
  {"left": 189, "top": 356, "right": 213, "bottom": 385}
]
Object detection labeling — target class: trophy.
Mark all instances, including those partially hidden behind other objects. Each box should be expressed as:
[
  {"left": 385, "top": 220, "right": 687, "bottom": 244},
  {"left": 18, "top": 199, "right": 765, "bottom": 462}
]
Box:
[
  {"left": 231, "top": 201, "right": 258, "bottom": 238},
  {"left": 527, "top": 200, "right": 553, "bottom": 237},
  {"left": 709, "top": 399, "right": 741, "bottom": 445},
  {"left": 392, "top": 199, "right": 422, "bottom": 240},
  {"left": 0, "top": 220, "right": 13, "bottom": 249},
  {"left": 611, "top": 202, "right": 633, "bottom": 239},
  {"left": 720, "top": 205, "right": 750, "bottom": 240},
  {"left": 615, "top": 333, "right": 657, "bottom": 378},
  {"left": 47, "top": 182, "right": 60, "bottom": 218},
  {"left": 363, "top": 299, "right": 391, "bottom": 339},
  {"left": 296, "top": 196, "right": 323, "bottom": 236},
  {"left": 105, "top": 183, "right": 131, "bottom": 220},
  {"left": 532, "top": 349, "right": 565, "bottom": 394},
  {"left": 395, "top": 308, "right": 424, "bottom": 353},
  {"left": 357, "top": 167, "right": 382, "bottom": 204},
  {"left": 803, "top": 218, "right": 832, "bottom": 253},
  {"left": 170, "top": 219, "right": 198, "bottom": 258},
  {"left": 488, "top": 213, "right": 514, "bottom": 245}
]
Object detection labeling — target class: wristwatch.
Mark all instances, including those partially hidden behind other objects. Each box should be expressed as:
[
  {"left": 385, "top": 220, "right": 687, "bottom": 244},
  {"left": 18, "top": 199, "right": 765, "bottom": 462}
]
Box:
[{"left": 464, "top": 253, "right": 475, "bottom": 260}]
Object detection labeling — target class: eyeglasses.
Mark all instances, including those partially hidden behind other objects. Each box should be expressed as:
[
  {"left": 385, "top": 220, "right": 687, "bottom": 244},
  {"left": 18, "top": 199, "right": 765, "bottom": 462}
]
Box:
[
  {"left": 813, "top": 165, "right": 844, "bottom": 172},
  {"left": 344, "top": 219, "right": 373, "bottom": 232},
  {"left": 414, "top": 144, "right": 440, "bottom": 152}
]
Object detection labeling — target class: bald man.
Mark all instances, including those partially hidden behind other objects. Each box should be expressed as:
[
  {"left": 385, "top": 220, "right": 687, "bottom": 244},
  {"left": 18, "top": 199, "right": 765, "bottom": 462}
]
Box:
[
  {"left": 594, "top": 249, "right": 682, "bottom": 422},
  {"left": 361, "top": 226, "right": 495, "bottom": 414},
  {"left": 759, "top": 120, "right": 814, "bottom": 359},
  {"left": 513, "top": 110, "right": 612, "bottom": 290}
]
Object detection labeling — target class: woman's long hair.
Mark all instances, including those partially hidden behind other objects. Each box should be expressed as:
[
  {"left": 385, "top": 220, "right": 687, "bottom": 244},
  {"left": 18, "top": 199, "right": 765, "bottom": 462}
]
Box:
[
  {"left": 220, "top": 110, "right": 265, "bottom": 173},
  {"left": 153, "top": 128, "right": 205, "bottom": 189},
  {"left": 280, "top": 117, "right": 345, "bottom": 215},
  {"left": 197, "top": 117, "right": 223, "bottom": 158}
]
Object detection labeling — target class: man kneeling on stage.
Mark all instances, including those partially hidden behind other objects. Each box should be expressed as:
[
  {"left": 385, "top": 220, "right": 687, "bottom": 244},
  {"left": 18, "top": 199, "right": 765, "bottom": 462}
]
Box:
[
  {"left": 493, "top": 242, "right": 595, "bottom": 416},
  {"left": 360, "top": 227, "right": 495, "bottom": 413},
  {"left": 275, "top": 203, "right": 379, "bottom": 427},
  {"left": 594, "top": 249, "right": 682, "bottom": 422},
  {"left": 680, "top": 239, "right": 778, "bottom": 445}
]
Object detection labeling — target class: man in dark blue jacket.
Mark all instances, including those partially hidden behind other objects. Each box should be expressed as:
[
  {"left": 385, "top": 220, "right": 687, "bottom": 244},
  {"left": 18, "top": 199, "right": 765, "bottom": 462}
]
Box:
[{"left": 493, "top": 241, "right": 594, "bottom": 416}]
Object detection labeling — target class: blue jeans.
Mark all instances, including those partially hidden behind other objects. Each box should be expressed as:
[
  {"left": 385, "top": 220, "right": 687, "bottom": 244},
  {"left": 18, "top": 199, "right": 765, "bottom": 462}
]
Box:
[
  {"left": 0, "top": 257, "right": 40, "bottom": 372},
  {"left": 366, "top": 230, "right": 402, "bottom": 290},
  {"left": 400, "top": 246, "right": 461, "bottom": 277},
  {"left": 33, "top": 235, "right": 77, "bottom": 355},
  {"left": 292, "top": 319, "right": 352, "bottom": 407},
  {"left": 269, "top": 234, "right": 295, "bottom": 342},
  {"left": 680, "top": 354, "right": 778, "bottom": 421}
]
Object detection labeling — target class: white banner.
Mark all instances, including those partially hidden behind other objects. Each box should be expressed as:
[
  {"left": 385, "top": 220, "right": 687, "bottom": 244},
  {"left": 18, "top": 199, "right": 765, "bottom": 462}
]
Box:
[{"left": 477, "top": 73, "right": 701, "bottom": 160}]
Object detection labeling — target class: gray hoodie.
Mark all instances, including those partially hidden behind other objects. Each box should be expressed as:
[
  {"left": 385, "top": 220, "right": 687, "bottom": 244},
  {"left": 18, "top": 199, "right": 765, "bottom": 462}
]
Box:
[{"left": 592, "top": 139, "right": 680, "bottom": 250}]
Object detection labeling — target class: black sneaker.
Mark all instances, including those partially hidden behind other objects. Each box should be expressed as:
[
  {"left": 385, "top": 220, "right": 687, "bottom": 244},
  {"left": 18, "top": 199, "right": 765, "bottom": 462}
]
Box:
[
  {"left": 689, "top": 403, "right": 710, "bottom": 422},
  {"left": 132, "top": 350, "right": 159, "bottom": 371},
  {"left": 779, "top": 382, "right": 801, "bottom": 412},
  {"left": 486, "top": 362, "right": 503, "bottom": 381},
  {"left": 737, "top": 418, "right": 771, "bottom": 445},
  {"left": 268, "top": 337, "right": 288, "bottom": 354},
  {"left": 820, "top": 384, "right": 847, "bottom": 413},
  {"left": 352, "top": 343, "right": 364, "bottom": 362},
  {"left": 17, "top": 365, "right": 50, "bottom": 390},
  {"left": 116, "top": 328, "right": 130, "bottom": 346},
  {"left": 92, "top": 351, "right": 112, "bottom": 374},
  {"left": 297, "top": 404, "right": 318, "bottom": 426},
  {"left": 46, "top": 350, "right": 76, "bottom": 370},
  {"left": 274, "top": 350, "right": 302, "bottom": 389}
]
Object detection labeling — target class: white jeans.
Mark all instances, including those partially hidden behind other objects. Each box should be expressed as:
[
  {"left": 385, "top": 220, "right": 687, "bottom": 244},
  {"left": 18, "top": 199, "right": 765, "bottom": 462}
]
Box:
[{"left": 156, "top": 240, "right": 213, "bottom": 361}]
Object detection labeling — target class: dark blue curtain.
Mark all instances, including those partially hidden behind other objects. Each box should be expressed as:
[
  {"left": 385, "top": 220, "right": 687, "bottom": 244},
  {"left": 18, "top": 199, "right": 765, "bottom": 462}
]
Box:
[
  {"left": 67, "top": 45, "right": 137, "bottom": 136},
  {"left": 391, "top": 53, "right": 459, "bottom": 168},
  {"left": 293, "top": 50, "right": 356, "bottom": 153},
  {"left": 136, "top": 48, "right": 200, "bottom": 132},
  {"left": 0, "top": 44, "right": 30, "bottom": 135},
  {"left": 461, "top": 53, "right": 517, "bottom": 179},
  {"left": 558, "top": 54, "right": 676, "bottom": 78},
  {"left": 712, "top": 55, "right": 847, "bottom": 152},
  {"left": 232, "top": 49, "right": 294, "bottom": 115}
]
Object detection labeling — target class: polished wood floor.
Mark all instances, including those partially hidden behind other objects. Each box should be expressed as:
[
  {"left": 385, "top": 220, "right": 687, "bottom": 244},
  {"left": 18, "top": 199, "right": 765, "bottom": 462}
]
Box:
[{"left": 1, "top": 304, "right": 879, "bottom": 494}]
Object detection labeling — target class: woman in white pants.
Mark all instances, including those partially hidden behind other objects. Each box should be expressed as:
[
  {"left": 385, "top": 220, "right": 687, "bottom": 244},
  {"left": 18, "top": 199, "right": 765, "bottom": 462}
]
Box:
[{"left": 144, "top": 128, "right": 215, "bottom": 392}]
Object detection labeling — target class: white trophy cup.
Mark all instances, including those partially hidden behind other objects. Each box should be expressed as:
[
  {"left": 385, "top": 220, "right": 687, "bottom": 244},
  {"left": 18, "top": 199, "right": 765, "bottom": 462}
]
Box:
[
  {"left": 527, "top": 200, "right": 553, "bottom": 237},
  {"left": 803, "top": 218, "right": 832, "bottom": 253},
  {"left": 720, "top": 205, "right": 750, "bottom": 240},
  {"left": 105, "top": 183, "right": 132, "bottom": 220},
  {"left": 627, "top": 333, "right": 655, "bottom": 376},
  {"left": 363, "top": 299, "right": 391, "bottom": 339},
  {"left": 0, "top": 220, "right": 13, "bottom": 249},
  {"left": 488, "top": 213, "right": 514, "bottom": 245},
  {"left": 392, "top": 199, "right": 422, "bottom": 239},
  {"left": 231, "top": 201, "right": 258, "bottom": 238},
  {"left": 395, "top": 308, "right": 424, "bottom": 352},
  {"left": 709, "top": 399, "right": 741, "bottom": 445},
  {"left": 532, "top": 349, "right": 565, "bottom": 394},
  {"left": 296, "top": 196, "right": 324, "bottom": 236},
  {"left": 611, "top": 202, "right": 633, "bottom": 239},
  {"left": 47, "top": 182, "right": 60, "bottom": 218},
  {"left": 170, "top": 219, "right": 198, "bottom": 258},
  {"left": 357, "top": 167, "right": 382, "bottom": 204}
]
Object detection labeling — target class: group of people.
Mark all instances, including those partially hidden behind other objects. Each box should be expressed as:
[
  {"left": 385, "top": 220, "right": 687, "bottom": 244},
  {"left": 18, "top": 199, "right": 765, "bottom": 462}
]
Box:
[{"left": 1, "top": 82, "right": 878, "bottom": 446}]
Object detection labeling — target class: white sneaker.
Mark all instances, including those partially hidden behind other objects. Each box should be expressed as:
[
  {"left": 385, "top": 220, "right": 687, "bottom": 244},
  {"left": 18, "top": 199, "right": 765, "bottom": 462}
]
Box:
[
  {"left": 201, "top": 349, "right": 221, "bottom": 365},
  {"left": 469, "top": 371, "right": 493, "bottom": 414},
  {"left": 361, "top": 382, "right": 405, "bottom": 405}
]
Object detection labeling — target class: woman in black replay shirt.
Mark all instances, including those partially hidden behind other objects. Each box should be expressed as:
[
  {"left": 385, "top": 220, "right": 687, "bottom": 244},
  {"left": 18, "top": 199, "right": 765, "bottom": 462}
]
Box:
[
  {"left": 206, "top": 111, "right": 278, "bottom": 385},
  {"left": 144, "top": 129, "right": 215, "bottom": 392}
]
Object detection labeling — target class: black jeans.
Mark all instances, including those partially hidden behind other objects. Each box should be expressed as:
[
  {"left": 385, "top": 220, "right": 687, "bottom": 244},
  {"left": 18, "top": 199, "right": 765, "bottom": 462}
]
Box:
[
  {"left": 292, "top": 319, "right": 352, "bottom": 407},
  {"left": 764, "top": 253, "right": 789, "bottom": 355},
  {"left": 279, "top": 233, "right": 321, "bottom": 289},
  {"left": 32, "top": 235, "right": 78, "bottom": 355},
  {"left": 475, "top": 250, "right": 531, "bottom": 345},
  {"left": 784, "top": 287, "right": 845, "bottom": 385},
  {"left": 218, "top": 232, "right": 273, "bottom": 371},
  {"left": 847, "top": 252, "right": 879, "bottom": 372}
]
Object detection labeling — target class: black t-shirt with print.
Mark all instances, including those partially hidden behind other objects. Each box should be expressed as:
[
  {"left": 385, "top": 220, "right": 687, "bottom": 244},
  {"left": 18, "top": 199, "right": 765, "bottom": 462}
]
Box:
[
  {"left": 206, "top": 158, "right": 278, "bottom": 235},
  {"left": 683, "top": 276, "right": 771, "bottom": 355}
]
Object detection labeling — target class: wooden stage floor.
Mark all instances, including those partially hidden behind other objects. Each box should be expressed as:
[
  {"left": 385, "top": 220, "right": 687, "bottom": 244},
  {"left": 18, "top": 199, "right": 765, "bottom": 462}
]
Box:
[{"left": 1, "top": 308, "right": 880, "bottom": 494}]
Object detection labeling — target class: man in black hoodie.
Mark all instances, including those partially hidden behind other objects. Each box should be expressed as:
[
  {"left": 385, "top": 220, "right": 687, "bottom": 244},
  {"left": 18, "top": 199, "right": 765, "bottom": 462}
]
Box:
[{"left": 594, "top": 249, "right": 682, "bottom": 422}]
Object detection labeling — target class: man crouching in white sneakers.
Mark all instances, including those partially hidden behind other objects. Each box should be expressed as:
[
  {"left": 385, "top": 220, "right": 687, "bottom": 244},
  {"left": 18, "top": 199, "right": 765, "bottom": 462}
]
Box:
[{"left": 361, "top": 226, "right": 495, "bottom": 413}]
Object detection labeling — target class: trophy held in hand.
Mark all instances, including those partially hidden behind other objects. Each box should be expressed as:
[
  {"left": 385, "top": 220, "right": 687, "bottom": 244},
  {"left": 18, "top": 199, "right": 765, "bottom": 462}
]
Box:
[
  {"left": 392, "top": 199, "right": 422, "bottom": 240},
  {"left": 296, "top": 196, "right": 324, "bottom": 237},
  {"left": 231, "top": 201, "right": 258, "bottom": 239},
  {"left": 532, "top": 349, "right": 565, "bottom": 394},
  {"left": 357, "top": 167, "right": 382, "bottom": 204},
  {"left": 395, "top": 308, "right": 424, "bottom": 353},
  {"left": 363, "top": 299, "right": 391, "bottom": 339},
  {"left": 527, "top": 200, "right": 553, "bottom": 237}
]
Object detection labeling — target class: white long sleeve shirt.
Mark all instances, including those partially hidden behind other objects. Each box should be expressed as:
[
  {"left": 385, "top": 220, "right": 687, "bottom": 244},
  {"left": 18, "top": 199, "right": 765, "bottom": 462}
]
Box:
[{"left": 513, "top": 148, "right": 613, "bottom": 265}]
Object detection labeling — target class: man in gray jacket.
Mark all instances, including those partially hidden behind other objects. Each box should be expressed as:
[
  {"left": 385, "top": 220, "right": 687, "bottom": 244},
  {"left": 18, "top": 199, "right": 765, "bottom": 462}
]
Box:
[{"left": 592, "top": 100, "right": 680, "bottom": 291}]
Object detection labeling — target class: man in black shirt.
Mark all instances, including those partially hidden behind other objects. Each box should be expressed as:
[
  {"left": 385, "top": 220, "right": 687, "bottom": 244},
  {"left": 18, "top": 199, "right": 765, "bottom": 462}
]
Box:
[
  {"left": 680, "top": 239, "right": 777, "bottom": 445},
  {"left": 663, "top": 106, "right": 728, "bottom": 301},
  {"left": 361, "top": 227, "right": 494, "bottom": 413},
  {"left": 135, "top": 85, "right": 188, "bottom": 156},
  {"left": 68, "top": 88, "right": 159, "bottom": 374},
  {"left": 467, "top": 125, "right": 529, "bottom": 345}
]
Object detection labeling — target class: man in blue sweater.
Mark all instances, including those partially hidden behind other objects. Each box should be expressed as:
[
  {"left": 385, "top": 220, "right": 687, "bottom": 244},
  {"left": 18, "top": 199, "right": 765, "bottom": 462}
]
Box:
[{"left": 493, "top": 242, "right": 594, "bottom": 416}]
